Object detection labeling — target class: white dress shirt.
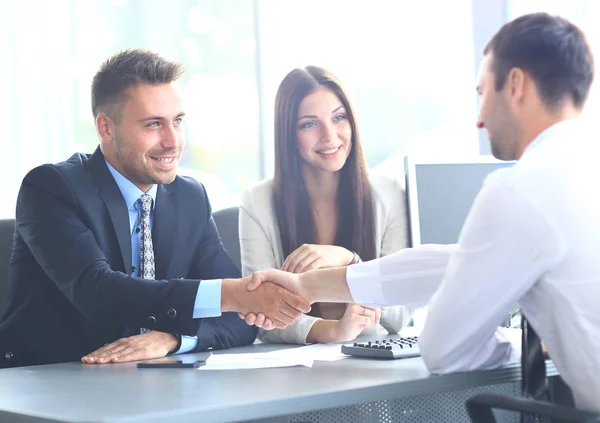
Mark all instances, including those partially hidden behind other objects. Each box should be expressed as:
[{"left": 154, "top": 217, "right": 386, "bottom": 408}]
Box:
[
  {"left": 347, "top": 119, "right": 600, "bottom": 412},
  {"left": 240, "top": 171, "right": 413, "bottom": 344}
]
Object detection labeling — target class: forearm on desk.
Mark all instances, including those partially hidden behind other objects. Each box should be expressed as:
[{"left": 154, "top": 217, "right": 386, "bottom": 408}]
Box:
[{"left": 379, "top": 306, "right": 413, "bottom": 334}]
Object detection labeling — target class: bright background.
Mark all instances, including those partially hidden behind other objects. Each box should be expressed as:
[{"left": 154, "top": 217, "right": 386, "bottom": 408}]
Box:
[{"left": 0, "top": 0, "right": 598, "bottom": 217}]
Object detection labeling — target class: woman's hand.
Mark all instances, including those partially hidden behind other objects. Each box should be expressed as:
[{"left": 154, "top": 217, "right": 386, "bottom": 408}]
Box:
[
  {"left": 307, "top": 303, "right": 381, "bottom": 343},
  {"left": 333, "top": 303, "right": 381, "bottom": 342},
  {"left": 282, "top": 244, "right": 354, "bottom": 273}
]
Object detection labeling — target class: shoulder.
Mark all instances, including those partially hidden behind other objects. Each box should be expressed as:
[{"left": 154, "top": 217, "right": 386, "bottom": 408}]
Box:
[
  {"left": 23, "top": 152, "right": 92, "bottom": 191},
  {"left": 171, "top": 174, "right": 208, "bottom": 195},
  {"left": 240, "top": 177, "right": 274, "bottom": 211},
  {"left": 161, "top": 174, "right": 212, "bottom": 214}
]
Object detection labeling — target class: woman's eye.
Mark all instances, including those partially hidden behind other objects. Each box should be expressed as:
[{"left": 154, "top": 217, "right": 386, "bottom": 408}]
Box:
[{"left": 300, "top": 121, "right": 315, "bottom": 130}]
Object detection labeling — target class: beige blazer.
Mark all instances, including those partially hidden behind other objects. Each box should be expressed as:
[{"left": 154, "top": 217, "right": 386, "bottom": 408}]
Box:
[{"left": 239, "top": 171, "right": 413, "bottom": 344}]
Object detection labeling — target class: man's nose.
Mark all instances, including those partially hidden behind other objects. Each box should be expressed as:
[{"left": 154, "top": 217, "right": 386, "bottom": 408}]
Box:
[{"left": 161, "top": 125, "right": 180, "bottom": 149}]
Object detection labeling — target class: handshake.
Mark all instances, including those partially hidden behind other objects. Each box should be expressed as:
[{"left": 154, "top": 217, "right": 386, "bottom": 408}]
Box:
[{"left": 221, "top": 267, "right": 357, "bottom": 330}]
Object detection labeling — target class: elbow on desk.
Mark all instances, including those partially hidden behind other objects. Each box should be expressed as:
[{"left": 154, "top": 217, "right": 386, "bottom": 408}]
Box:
[{"left": 419, "top": 328, "right": 464, "bottom": 375}]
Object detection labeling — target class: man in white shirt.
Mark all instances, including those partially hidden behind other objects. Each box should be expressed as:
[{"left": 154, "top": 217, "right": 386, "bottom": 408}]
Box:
[{"left": 244, "top": 13, "right": 600, "bottom": 412}]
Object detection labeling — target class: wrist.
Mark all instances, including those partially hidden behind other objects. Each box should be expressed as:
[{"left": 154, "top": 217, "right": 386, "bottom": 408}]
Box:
[
  {"left": 221, "top": 278, "right": 241, "bottom": 312},
  {"left": 298, "top": 272, "right": 316, "bottom": 304},
  {"left": 343, "top": 248, "right": 355, "bottom": 266},
  {"left": 168, "top": 333, "right": 182, "bottom": 355},
  {"left": 307, "top": 320, "right": 338, "bottom": 343},
  {"left": 347, "top": 250, "right": 360, "bottom": 265}
]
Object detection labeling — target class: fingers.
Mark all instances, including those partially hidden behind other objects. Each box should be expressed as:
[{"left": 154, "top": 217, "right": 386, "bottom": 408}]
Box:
[
  {"left": 82, "top": 339, "right": 127, "bottom": 364},
  {"left": 247, "top": 272, "right": 263, "bottom": 291},
  {"left": 247, "top": 269, "right": 283, "bottom": 291},
  {"left": 281, "top": 245, "right": 307, "bottom": 273},
  {"left": 262, "top": 318, "right": 275, "bottom": 330},
  {"left": 244, "top": 313, "right": 257, "bottom": 325},
  {"left": 257, "top": 287, "right": 308, "bottom": 327},
  {"left": 294, "top": 256, "right": 324, "bottom": 274},
  {"left": 371, "top": 307, "right": 382, "bottom": 325},
  {"left": 241, "top": 312, "right": 276, "bottom": 330},
  {"left": 281, "top": 291, "right": 311, "bottom": 314},
  {"left": 81, "top": 332, "right": 176, "bottom": 364},
  {"left": 366, "top": 307, "right": 380, "bottom": 325},
  {"left": 254, "top": 313, "right": 266, "bottom": 328},
  {"left": 351, "top": 304, "right": 381, "bottom": 325}
]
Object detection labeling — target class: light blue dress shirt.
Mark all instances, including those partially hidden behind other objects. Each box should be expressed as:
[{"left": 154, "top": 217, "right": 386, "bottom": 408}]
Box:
[{"left": 105, "top": 160, "right": 222, "bottom": 354}]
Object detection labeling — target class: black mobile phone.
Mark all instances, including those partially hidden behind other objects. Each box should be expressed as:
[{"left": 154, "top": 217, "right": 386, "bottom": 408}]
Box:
[
  {"left": 137, "top": 359, "right": 205, "bottom": 369},
  {"left": 137, "top": 352, "right": 211, "bottom": 369}
]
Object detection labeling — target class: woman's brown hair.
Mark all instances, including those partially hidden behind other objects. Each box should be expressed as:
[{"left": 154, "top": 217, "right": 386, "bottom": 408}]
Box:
[{"left": 273, "top": 66, "right": 376, "bottom": 261}]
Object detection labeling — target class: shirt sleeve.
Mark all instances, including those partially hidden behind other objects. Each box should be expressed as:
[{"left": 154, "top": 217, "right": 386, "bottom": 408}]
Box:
[
  {"left": 419, "top": 176, "right": 565, "bottom": 374},
  {"left": 174, "top": 277, "right": 235, "bottom": 353},
  {"left": 346, "top": 243, "right": 456, "bottom": 308},
  {"left": 174, "top": 335, "right": 198, "bottom": 354},
  {"left": 377, "top": 175, "right": 413, "bottom": 333},
  {"left": 192, "top": 279, "right": 222, "bottom": 318}
]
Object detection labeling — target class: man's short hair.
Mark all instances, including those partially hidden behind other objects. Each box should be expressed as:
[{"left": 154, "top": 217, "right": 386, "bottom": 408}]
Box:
[
  {"left": 484, "top": 12, "right": 594, "bottom": 110},
  {"left": 91, "top": 49, "right": 184, "bottom": 120}
]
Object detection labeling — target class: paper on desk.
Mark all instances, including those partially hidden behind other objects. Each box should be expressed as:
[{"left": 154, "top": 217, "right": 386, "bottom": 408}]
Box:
[
  {"left": 267, "top": 343, "right": 350, "bottom": 362},
  {"left": 198, "top": 352, "right": 313, "bottom": 370}
]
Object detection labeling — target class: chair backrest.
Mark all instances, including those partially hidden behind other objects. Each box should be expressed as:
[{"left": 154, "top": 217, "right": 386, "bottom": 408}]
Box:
[
  {"left": 0, "top": 219, "right": 15, "bottom": 309},
  {"left": 212, "top": 207, "right": 241, "bottom": 272}
]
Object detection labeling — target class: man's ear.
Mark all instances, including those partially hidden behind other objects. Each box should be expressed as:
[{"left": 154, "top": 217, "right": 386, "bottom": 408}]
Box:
[
  {"left": 506, "top": 67, "right": 526, "bottom": 105},
  {"left": 96, "top": 114, "right": 116, "bottom": 144}
]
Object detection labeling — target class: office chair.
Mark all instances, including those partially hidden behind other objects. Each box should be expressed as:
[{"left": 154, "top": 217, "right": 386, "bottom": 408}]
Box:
[
  {"left": 0, "top": 219, "right": 15, "bottom": 309},
  {"left": 467, "top": 393, "right": 600, "bottom": 423},
  {"left": 212, "top": 206, "right": 241, "bottom": 272},
  {"left": 467, "top": 317, "right": 600, "bottom": 423}
]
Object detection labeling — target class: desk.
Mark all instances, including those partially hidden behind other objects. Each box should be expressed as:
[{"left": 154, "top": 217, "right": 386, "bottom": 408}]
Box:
[{"left": 0, "top": 334, "right": 560, "bottom": 423}]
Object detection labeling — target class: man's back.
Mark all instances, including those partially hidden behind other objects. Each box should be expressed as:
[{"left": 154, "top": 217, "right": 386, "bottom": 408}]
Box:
[{"left": 500, "top": 119, "right": 600, "bottom": 411}]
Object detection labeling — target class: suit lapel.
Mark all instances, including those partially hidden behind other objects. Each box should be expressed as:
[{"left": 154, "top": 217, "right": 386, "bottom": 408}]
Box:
[
  {"left": 153, "top": 183, "right": 176, "bottom": 280},
  {"left": 88, "top": 148, "right": 133, "bottom": 275}
]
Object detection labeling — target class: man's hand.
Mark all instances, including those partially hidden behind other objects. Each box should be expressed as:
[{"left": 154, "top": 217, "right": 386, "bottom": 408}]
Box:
[
  {"left": 222, "top": 276, "right": 310, "bottom": 329},
  {"left": 246, "top": 269, "right": 306, "bottom": 298},
  {"left": 237, "top": 269, "right": 307, "bottom": 329},
  {"left": 239, "top": 267, "right": 353, "bottom": 329},
  {"left": 81, "top": 331, "right": 178, "bottom": 364},
  {"left": 282, "top": 244, "right": 354, "bottom": 273}
]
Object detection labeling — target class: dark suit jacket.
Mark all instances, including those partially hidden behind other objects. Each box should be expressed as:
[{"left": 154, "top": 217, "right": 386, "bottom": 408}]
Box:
[{"left": 0, "top": 148, "right": 257, "bottom": 368}]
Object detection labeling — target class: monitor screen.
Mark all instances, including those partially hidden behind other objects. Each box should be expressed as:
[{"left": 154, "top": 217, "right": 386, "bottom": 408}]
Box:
[{"left": 404, "top": 157, "right": 515, "bottom": 246}]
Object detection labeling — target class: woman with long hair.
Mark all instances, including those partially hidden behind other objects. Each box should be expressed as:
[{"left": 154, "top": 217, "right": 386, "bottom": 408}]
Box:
[{"left": 239, "top": 66, "right": 411, "bottom": 343}]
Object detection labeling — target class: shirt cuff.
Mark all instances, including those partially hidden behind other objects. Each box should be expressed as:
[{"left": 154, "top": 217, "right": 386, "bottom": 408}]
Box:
[
  {"left": 174, "top": 336, "right": 199, "bottom": 355},
  {"left": 192, "top": 279, "right": 222, "bottom": 318},
  {"left": 346, "top": 260, "right": 386, "bottom": 306}
]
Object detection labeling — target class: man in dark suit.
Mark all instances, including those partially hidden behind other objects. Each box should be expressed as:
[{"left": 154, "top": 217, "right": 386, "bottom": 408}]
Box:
[{"left": 0, "top": 49, "right": 309, "bottom": 368}]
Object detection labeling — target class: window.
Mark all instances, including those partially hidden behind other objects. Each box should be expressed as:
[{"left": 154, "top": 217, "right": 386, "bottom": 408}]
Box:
[
  {"left": 259, "top": 0, "right": 479, "bottom": 177},
  {"left": 2, "top": 0, "right": 482, "bottom": 218}
]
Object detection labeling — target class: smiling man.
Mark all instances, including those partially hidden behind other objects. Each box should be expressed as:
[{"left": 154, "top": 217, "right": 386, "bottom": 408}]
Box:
[{"left": 0, "top": 49, "right": 310, "bottom": 368}]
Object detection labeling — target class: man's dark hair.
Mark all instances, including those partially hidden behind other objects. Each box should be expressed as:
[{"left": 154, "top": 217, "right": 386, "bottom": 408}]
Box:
[
  {"left": 484, "top": 12, "right": 594, "bottom": 109},
  {"left": 91, "top": 49, "right": 184, "bottom": 119}
]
